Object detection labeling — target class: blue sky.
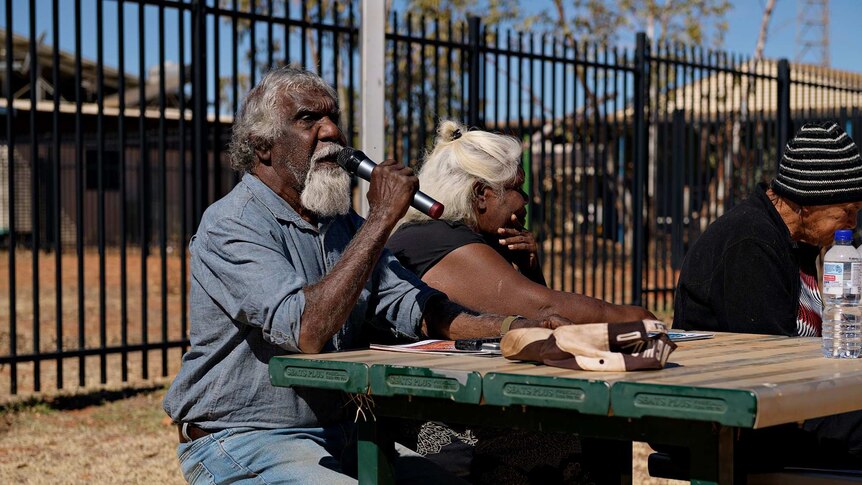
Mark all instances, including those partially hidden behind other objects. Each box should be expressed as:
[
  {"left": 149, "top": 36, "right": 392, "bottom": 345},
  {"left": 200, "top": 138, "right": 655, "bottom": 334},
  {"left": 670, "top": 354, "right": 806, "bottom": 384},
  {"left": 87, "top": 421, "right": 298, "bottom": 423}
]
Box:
[
  {"left": 723, "top": 0, "right": 860, "bottom": 72},
  {"left": 515, "top": 0, "right": 862, "bottom": 71}
]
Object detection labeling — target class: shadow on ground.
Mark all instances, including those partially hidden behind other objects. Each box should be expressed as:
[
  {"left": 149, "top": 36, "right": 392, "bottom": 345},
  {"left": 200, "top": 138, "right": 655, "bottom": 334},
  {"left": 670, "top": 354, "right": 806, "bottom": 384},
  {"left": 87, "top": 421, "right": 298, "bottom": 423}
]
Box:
[{"left": 1, "top": 384, "right": 165, "bottom": 414}]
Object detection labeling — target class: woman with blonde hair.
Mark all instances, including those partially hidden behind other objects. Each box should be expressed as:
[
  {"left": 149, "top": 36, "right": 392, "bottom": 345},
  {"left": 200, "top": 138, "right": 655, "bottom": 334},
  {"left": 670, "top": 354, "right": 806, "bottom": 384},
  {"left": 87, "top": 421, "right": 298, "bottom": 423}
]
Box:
[
  {"left": 388, "top": 119, "right": 652, "bottom": 324},
  {"left": 386, "top": 120, "right": 653, "bottom": 483}
]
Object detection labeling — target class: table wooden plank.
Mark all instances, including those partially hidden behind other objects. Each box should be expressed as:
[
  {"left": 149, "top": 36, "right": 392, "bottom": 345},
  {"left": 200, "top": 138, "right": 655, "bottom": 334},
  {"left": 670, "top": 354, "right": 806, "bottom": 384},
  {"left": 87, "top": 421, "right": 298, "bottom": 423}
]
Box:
[
  {"left": 269, "top": 349, "right": 385, "bottom": 363},
  {"left": 614, "top": 344, "right": 823, "bottom": 385},
  {"left": 607, "top": 336, "right": 817, "bottom": 383},
  {"left": 661, "top": 336, "right": 814, "bottom": 365},
  {"left": 610, "top": 334, "right": 862, "bottom": 427},
  {"left": 651, "top": 356, "right": 858, "bottom": 387},
  {"left": 481, "top": 362, "right": 625, "bottom": 380},
  {"left": 752, "top": 372, "right": 862, "bottom": 427},
  {"left": 670, "top": 332, "right": 789, "bottom": 349}
]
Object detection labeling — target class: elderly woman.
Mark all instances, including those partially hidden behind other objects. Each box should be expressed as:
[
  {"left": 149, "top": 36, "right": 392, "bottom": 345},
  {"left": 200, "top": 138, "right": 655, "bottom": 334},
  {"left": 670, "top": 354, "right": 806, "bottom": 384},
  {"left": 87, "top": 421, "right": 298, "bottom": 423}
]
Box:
[
  {"left": 387, "top": 120, "right": 653, "bottom": 325},
  {"left": 673, "top": 121, "right": 862, "bottom": 472},
  {"left": 386, "top": 120, "right": 652, "bottom": 483},
  {"left": 676, "top": 121, "right": 862, "bottom": 336}
]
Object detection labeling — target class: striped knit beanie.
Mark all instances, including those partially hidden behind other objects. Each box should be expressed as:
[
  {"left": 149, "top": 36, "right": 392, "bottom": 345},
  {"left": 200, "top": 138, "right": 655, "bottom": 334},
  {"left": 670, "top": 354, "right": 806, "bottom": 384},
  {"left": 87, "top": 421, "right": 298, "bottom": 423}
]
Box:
[{"left": 772, "top": 121, "right": 862, "bottom": 206}]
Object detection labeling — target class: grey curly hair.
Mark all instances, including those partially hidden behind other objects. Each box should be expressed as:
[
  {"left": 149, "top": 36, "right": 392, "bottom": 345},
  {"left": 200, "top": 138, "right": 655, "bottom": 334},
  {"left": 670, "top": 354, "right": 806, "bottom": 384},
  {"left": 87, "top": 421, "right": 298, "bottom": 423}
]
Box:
[{"left": 228, "top": 65, "right": 338, "bottom": 173}]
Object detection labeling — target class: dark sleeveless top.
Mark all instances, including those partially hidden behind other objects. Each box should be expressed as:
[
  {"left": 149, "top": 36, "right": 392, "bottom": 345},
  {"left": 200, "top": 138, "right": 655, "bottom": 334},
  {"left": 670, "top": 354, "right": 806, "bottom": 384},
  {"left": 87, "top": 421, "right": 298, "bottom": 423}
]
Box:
[{"left": 387, "top": 219, "right": 508, "bottom": 277}]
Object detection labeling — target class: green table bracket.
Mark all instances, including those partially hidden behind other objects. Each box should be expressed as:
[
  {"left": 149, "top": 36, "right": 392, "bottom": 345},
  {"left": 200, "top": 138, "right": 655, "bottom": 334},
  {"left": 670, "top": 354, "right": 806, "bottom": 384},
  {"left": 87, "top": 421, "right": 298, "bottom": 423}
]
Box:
[
  {"left": 268, "top": 356, "right": 369, "bottom": 394},
  {"left": 483, "top": 372, "right": 611, "bottom": 415},
  {"left": 369, "top": 364, "right": 482, "bottom": 403},
  {"left": 611, "top": 382, "right": 757, "bottom": 428}
]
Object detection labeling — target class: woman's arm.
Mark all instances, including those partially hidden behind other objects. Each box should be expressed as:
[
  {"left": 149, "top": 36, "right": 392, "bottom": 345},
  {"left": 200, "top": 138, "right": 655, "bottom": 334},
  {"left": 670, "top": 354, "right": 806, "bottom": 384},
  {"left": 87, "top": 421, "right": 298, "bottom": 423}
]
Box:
[
  {"left": 422, "top": 242, "right": 654, "bottom": 324},
  {"left": 419, "top": 298, "right": 573, "bottom": 339}
]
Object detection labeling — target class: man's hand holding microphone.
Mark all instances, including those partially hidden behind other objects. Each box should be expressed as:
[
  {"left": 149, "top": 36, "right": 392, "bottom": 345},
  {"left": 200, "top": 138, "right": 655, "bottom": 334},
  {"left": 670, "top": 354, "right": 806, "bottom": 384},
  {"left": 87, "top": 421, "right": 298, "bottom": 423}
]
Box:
[{"left": 336, "top": 148, "right": 444, "bottom": 227}]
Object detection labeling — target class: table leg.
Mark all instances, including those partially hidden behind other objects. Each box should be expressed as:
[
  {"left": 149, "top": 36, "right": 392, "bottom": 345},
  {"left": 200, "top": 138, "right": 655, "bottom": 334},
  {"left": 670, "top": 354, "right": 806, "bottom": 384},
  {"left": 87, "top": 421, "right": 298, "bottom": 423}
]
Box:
[
  {"left": 689, "top": 425, "right": 734, "bottom": 485},
  {"left": 356, "top": 419, "right": 396, "bottom": 485},
  {"left": 581, "top": 437, "right": 633, "bottom": 485},
  {"left": 619, "top": 440, "right": 633, "bottom": 485}
]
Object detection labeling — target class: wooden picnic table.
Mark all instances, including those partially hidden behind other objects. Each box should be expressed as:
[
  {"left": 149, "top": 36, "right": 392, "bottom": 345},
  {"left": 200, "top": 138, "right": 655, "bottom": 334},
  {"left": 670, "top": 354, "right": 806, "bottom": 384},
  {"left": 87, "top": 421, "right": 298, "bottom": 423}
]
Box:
[{"left": 269, "top": 332, "right": 862, "bottom": 484}]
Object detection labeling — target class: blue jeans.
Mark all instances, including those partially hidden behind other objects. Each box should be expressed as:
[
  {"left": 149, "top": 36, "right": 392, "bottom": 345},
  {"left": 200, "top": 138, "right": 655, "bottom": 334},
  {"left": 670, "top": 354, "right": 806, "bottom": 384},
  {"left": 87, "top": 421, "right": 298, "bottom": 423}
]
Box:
[{"left": 176, "top": 424, "right": 467, "bottom": 484}]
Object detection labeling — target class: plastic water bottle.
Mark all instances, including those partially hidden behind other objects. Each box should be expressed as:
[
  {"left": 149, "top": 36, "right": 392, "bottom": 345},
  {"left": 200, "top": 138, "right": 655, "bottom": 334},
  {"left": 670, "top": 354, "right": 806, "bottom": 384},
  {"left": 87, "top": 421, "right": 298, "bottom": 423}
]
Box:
[{"left": 822, "top": 229, "right": 862, "bottom": 358}]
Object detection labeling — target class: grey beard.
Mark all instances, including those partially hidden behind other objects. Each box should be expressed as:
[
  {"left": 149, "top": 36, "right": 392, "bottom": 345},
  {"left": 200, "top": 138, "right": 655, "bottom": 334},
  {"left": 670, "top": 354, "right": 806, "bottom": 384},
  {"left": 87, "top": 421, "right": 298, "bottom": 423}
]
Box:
[{"left": 300, "top": 166, "right": 351, "bottom": 217}]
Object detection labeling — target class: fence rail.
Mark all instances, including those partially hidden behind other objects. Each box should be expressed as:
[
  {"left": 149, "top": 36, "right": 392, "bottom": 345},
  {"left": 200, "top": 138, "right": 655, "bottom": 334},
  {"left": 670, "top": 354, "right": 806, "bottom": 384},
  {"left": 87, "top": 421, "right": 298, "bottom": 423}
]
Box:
[{"left": 2, "top": 0, "right": 862, "bottom": 395}]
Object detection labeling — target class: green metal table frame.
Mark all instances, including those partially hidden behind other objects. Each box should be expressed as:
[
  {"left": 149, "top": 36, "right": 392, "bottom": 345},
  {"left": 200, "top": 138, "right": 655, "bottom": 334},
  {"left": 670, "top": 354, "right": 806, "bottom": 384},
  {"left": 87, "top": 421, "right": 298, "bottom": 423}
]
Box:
[
  {"left": 356, "top": 396, "right": 734, "bottom": 485},
  {"left": 270, "top": 355, "right": 745, "bottom": 485}
]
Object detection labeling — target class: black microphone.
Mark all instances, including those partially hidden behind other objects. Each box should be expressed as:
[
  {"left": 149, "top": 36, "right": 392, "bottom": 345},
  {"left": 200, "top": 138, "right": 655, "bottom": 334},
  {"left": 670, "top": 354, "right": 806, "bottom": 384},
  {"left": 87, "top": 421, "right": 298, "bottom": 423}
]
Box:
[{"left": 336, "top": 147, "right": 445, "bottom": 219}]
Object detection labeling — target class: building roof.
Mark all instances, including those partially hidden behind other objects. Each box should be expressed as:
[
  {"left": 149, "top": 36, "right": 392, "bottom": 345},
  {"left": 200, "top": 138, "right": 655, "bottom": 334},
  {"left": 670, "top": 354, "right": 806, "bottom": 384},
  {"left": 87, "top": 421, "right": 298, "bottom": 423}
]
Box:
[
  {"left": 656, "top": 59, "right": 862, "bottom": 116},
  {"left": 0, "top": 28, "right": 232, "bottom": 123}
]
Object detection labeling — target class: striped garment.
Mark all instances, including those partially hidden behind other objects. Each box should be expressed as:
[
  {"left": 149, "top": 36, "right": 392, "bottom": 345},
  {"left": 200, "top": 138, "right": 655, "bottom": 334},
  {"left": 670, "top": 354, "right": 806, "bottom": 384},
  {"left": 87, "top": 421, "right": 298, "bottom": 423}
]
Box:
[
  {"left": 797, "top": 270, "right": 822, "bottom": 337},
  {"left": 772, "top": 121, "right": 862, "bottom": 206}
]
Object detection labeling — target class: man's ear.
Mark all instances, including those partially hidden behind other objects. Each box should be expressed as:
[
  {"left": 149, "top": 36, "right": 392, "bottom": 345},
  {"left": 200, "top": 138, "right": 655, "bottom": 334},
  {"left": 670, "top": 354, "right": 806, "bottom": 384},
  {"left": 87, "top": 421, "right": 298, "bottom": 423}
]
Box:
[{"left": 252, "top": 137, "right": 272, "bottom": 165}]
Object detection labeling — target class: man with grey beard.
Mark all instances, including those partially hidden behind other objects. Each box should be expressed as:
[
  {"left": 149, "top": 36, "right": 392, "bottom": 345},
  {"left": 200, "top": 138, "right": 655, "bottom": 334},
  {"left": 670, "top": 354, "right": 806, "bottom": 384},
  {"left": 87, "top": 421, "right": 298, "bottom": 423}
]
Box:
[{"left": 163, "top": 65, "right": 571, "bottom": 484}]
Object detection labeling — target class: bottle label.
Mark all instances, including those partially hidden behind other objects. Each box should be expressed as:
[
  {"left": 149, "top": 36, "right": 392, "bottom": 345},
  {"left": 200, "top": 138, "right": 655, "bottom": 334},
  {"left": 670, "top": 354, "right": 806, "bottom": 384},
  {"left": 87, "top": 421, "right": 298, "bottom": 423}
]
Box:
[
  {"left": 823, "top": 262, "right": 862, "bottom": 295},
  {"left": 853, "top": 262, "right": 862, "bottom": 295},
  {"left": 824, "top": 262, "right": 844, "bottom": 295}
]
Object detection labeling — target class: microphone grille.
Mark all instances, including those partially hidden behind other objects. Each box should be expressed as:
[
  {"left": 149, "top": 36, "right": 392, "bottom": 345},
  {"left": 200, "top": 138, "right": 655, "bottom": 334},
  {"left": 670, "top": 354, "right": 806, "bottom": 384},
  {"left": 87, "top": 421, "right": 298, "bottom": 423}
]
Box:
[{"left": 336, "top": 147, "right": 356, "bottom": 170}]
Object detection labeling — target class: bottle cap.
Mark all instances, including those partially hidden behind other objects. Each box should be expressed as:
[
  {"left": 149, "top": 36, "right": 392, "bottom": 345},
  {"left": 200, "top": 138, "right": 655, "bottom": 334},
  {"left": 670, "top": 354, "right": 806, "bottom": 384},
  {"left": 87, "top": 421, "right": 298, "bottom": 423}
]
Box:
[{"left": 835, "top": 229, "right": 854, "bottom": 241}]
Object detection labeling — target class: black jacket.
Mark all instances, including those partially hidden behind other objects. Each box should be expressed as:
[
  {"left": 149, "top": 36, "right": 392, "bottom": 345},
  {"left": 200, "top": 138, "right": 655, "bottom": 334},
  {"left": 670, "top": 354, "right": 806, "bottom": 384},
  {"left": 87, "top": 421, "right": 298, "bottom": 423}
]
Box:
[{"left": 674, "top": 183, "right": 820, "bottom": 335}]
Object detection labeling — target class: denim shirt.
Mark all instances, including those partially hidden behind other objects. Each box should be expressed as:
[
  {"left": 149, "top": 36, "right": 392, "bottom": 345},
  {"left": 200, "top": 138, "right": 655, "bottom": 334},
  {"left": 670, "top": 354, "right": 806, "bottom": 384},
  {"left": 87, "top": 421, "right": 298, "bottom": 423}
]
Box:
[{"left": 164, "top": 173, "right": 441, "bottom": 429}]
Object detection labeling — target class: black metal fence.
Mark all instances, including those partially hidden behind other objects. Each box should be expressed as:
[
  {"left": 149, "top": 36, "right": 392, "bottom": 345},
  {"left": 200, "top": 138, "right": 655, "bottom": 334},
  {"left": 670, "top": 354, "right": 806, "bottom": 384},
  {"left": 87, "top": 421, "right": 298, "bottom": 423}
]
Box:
[
  {"left": 2, "top": 0, "right": 861, "bottom": 395},
  {"left": 386, "top": 15, "right": 862, "bottom": 312}
]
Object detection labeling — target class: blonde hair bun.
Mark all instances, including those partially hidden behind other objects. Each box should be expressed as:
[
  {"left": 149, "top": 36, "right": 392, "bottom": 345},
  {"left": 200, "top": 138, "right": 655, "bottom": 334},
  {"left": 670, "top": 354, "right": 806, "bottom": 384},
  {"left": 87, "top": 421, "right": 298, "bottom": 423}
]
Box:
[
  {"left": 396, "top": 119, "right": 522, "bottom": 228},
  {"left": 437, "top": 120, "right": 466, "bottom": 143}
]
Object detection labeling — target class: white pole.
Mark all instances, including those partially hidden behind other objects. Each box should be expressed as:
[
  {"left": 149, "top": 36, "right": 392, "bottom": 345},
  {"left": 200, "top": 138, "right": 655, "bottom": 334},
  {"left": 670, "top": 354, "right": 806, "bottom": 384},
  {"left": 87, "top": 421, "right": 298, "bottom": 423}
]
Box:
[{"left": 358, "top": 0, "right": 386, "bottom": 217}]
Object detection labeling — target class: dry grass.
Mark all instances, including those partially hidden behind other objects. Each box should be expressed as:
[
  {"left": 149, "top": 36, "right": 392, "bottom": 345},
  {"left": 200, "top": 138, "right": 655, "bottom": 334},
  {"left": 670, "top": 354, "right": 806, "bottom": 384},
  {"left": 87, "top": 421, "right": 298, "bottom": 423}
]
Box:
[
  {"left": 0, "top": 384, "right": 183, "bottom": 485},
  {"left": 0, "top": 248, "right": 188, "bottom": 483}
]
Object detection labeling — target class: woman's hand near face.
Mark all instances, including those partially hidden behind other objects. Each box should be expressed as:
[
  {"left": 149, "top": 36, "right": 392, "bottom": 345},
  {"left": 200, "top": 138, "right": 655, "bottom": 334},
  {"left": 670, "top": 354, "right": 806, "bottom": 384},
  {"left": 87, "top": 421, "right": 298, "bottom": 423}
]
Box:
[
  {"left": 497, "top": 214, "right": 546, "bottom": 284},
  {"left": 497, "top": 214, "right": 538, "bottom": 254}
]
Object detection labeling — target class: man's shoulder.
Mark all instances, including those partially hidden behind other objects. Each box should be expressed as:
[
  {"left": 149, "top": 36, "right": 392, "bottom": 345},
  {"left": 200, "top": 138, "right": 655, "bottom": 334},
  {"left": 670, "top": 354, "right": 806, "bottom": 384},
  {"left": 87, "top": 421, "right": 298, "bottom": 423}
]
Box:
[
  {"left": 703, "top": 197, "right": 782, "bottom": 244},
  {"left": 198, "top": 183, "right": 270, "bottom": 231},
  {"left": 682, "top": 196, "right": 789, "bottom": 275}
]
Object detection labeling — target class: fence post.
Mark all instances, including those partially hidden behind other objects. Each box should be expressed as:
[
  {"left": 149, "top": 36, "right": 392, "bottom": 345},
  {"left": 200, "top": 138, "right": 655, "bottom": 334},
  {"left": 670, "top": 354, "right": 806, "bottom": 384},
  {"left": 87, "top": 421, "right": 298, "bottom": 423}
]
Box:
[
  {"left": 840, "top": 107, "right": 849, "bottom": 133},
  {"left": 468, "top": 16, "right": 481, "bottom": 128},
  {"left": 631, "top": 32, "right": 648, "bottom": 306},
  {"left": 358, "top": 1, "right": 386, "bottom": 217},
  {"left": 854, "top": 108, "right": 861, "bottom": 141},
  {"left": 191, "top": 0, "right": 208, "bottom": 228},
  {"left": 776, "top": 59, "right": 791, "bottom": 164},
  {"left": 671, "top": 110, "right": 685, "bottom": 271}
]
